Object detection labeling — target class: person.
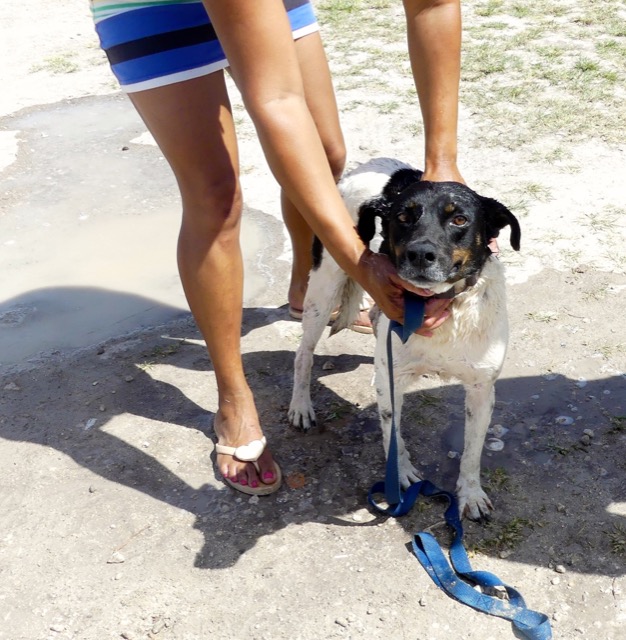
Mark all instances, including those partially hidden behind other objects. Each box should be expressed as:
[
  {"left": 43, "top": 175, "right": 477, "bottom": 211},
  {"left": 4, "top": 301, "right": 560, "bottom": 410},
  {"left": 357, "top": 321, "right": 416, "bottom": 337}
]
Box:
[{"left": 90, "top": 0, "right": 461, "bottom": 496}]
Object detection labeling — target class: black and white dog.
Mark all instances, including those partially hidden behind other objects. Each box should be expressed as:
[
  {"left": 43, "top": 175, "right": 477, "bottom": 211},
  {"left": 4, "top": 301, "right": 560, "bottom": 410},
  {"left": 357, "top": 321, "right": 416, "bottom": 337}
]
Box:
[{"left": 288, "top": 158, "right": 521, "bottom": 519}]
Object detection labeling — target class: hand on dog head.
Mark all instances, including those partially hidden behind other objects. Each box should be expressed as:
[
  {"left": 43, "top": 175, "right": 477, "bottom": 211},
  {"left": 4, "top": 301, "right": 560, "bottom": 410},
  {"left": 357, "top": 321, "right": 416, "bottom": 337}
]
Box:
[{"left": 357, "top": 170, "right": 521, "bottom": 291}]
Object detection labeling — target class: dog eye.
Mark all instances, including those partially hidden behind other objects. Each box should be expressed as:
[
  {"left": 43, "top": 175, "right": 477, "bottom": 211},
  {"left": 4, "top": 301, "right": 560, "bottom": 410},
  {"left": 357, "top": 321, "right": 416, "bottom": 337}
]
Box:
[{"left": 451, "top": 214, "right": 468, "bottom": 226}]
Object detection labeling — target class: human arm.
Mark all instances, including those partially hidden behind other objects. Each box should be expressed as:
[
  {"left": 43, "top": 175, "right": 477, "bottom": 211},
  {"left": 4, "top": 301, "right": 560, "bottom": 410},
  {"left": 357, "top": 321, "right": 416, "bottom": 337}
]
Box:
[
  {"left": 202, "top": 0, "right": 411, "bottom": 322},
  {"left": 402, "top": 0, "right": 465, "bottom": 184}
]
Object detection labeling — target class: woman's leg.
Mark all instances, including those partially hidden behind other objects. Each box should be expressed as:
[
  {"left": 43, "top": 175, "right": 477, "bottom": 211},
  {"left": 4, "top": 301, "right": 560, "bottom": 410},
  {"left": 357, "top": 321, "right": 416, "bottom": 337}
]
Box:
[
  {"left": 129, "top": 73, "right": 277, "bottom": 490},
  {"left": 284, "top": 31, "right": 346, "bottom": 313}
]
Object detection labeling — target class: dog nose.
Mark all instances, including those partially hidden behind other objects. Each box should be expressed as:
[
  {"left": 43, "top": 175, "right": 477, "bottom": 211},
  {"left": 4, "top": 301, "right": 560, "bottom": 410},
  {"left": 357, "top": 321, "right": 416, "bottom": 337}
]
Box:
[{"left": 406, "top": 241, "right": 437, "bottom": 267}]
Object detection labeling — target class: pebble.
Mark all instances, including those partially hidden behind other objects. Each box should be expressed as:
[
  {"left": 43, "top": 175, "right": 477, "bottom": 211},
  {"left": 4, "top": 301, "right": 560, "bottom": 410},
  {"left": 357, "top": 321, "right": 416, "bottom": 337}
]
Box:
[
  {"left": 88, "top": 485, "right": 97, "bottom": 493},
  {"left": 335, "top": 617, "right": 349, "bottom": 628},
  {"left": 84, "top": 418, "right": 97, "bottom": 430},
  {"left": 551, "top": 577, "right": 561, "bottom": 585},
  {"left": 322, "top": 361, "right": 335, "bottom": 370},
  {"left": 447, "top": 450, "right": 460, "bottom": 459},
  {"left": 555, "top": 416, "right": 574, "bottom": 425},
  {"left": 107, "top": 551, "right": 126, "bottom": 564},
  {"left": 3, "top": 382, "right": 20, "bottom": 391},
  {"left": 484, "top": 438, "right": 504, "bottom": 452},
  {"left": 583, "top": 429, "right": 595, "bottom": 438},
  {"left": 575, "top": 378, "right": 587, "bottom": 388},
  {"left": 124, "top": 375, "right": 135, "bottom": 382},
  {"left": 50, "top": 624, "right": 65, "bottom": 633},
  {"left": 152, "top": 620, "right": 165, "bottom": 634},
  {"left": 419, "top": 597, "right": 427, "bottom": 607},
  {"left": 555, "top": 564, "right": 566, "bottom": 574},
  {"left": 490, "top": 424, "right": 509, "bottom": 437}
]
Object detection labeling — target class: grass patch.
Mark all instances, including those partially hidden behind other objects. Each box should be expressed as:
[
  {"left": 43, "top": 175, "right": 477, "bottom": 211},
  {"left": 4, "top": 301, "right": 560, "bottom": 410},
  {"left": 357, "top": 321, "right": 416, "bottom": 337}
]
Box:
[
  {"left": 606, "top": 524, "right": 626, "bottom": 556},
  {"left": 471, "top": 517, "right": 534, "bottom": 553},
  {"left": 32, "top": 53, "right": 79, "bottom": 74}
]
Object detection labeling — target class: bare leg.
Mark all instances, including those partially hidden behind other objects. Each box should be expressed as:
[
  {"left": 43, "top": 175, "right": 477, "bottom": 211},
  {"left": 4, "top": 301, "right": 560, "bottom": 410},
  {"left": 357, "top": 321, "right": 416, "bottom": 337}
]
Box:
[
  {"left": 285, "top": 32, "right": 346, "bottom": 313},
  {"left": 129, "top": 74, "right": 277, "bottom": 490}
]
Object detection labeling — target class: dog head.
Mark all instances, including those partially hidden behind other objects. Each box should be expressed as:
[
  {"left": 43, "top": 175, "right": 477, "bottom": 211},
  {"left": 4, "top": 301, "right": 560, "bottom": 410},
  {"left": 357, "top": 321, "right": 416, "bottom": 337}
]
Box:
[{"left": 357, "top": 169, "right": 521, "bottom": 292}]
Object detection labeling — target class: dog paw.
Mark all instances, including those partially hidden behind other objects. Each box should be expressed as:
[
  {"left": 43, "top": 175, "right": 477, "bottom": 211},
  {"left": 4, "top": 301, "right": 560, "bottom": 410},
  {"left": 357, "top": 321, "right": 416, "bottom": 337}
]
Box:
[
  {"left": 456, "top": 478, "right": 493, "bottom": 521},
  {"left": 399, "top": 456, "right": 421, "bottom": 489},
  {"left": 288, "top": 402, "right": 316, "bottom": 432}
]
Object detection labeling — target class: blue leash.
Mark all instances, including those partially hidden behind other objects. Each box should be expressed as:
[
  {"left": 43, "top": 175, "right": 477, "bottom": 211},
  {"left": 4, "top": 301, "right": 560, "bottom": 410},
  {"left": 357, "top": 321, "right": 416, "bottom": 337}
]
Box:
[{"left": 367, "top": 292, "right": 552, "bottom": 640}]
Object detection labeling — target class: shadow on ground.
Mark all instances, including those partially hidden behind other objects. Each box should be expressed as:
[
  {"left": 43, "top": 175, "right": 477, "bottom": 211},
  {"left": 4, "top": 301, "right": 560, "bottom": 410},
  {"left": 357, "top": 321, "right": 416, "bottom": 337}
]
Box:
[{"left": 1, "top": 286, "right": 624, "bottom": 580}]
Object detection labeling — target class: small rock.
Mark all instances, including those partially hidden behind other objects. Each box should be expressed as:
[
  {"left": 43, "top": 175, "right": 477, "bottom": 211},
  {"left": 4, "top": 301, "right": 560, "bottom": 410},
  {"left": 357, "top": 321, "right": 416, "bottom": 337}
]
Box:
[
  {"left": 50, "top": 624, "right": 65, "bottom": 633},
  {"left": 583, "top": 429, "right": 595, "bottom": 438},
  {"left": 484, "top": 438, "right": 504, "bottom": 452},
  {"left": 151, "top": 620, "right": 165, "bottom": 634},
  {"left": 491, "top": 424, "right": 508, "bottom": 437},
  {"left": 447, "top": 450, "right": 460, "bottom": 459},
  {"left": 551, "top": 577, "right": 561, "bottom": 585},
  {"left": 99, "top": 405, "right": 106, "bottom": 412},
  {"left": 555, "top": 416, "right": 574, "bottom": 425},
  {"left": 3, "top": 382, "right": 20, "bottom": 391},
  {"left": 124, "top": 375, "right": 135, "bottom": 382},
  {"left": 248, "top": 495, "right": 260, "bottom": 505},
  {"left": 335, "top": 617, "right": 349, "bottom": 628},
  {"left": 580, "top": 434, "right": 591, "bottom": 446},
  {"left": 107, "top": 551, "right": 126, "bottom": 564},
  {"left": 121, "top": 632, "right": 135, "bottom": 640},
  {"left": 555, "top": 564, "right": 566, "bottom": 574},
  {"left": 322, "top": 361, "right": 335, "bottom": 371},
  {"left": 84, "top": 418, "right": 97, "bottom": 430},
  {"left": 88, "top": 485, "right": 97, "bottom": 493},
  {"left": 419, "top": 597, "right": 427, "bottom": 607}
]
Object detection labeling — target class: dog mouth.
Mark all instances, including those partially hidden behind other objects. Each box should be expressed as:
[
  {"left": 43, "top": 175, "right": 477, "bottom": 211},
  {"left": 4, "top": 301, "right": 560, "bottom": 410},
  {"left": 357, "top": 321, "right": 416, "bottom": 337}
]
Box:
[{"left": 399, "top": 260, "right": 472, "bottom": 296}]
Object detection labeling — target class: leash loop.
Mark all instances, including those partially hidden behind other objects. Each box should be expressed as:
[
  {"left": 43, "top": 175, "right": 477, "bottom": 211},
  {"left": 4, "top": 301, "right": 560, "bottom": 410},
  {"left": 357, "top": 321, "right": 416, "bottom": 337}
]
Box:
[{"left": 367, "top": 292, "right": 552, "bottom": 639}]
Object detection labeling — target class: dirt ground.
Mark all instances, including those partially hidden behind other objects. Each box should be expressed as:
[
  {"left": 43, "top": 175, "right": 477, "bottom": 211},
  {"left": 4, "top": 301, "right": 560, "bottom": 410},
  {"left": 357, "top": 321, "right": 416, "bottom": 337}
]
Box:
[{"left": 1, "top": 1, "right": 625, "bottom": 639}]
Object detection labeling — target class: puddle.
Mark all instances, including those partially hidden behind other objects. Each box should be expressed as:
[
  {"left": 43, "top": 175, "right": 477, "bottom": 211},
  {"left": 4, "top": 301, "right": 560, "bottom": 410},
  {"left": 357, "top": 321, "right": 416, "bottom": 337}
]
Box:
[{"left": 0, "top": 95, "right": 273, "bottom": 369}]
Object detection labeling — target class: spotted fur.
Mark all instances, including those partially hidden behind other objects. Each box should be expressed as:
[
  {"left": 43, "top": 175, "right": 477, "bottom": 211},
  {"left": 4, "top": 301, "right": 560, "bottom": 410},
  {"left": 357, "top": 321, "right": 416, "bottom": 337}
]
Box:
[{"left": 288, "top": 158, "right": 520, "bottom": 519}]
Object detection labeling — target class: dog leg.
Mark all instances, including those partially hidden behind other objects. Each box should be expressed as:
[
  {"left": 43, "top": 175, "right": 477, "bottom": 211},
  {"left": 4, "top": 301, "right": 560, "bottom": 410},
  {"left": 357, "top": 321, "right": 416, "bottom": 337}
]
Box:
[
  {"left": 374, "top": 328, "right": 420, "bottom": 488},
  {"left": 456, "top": 381, "right": 496, "bottom": 520},
  {"left": 289, "top": 262, "right": 344, "bottom": 431}
]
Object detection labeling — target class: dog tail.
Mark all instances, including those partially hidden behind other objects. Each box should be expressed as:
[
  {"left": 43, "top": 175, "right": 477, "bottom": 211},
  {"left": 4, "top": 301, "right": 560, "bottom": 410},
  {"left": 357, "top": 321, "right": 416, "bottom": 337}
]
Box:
[{"left": 329, "top": 278, "right": 364, "bottom": 336}]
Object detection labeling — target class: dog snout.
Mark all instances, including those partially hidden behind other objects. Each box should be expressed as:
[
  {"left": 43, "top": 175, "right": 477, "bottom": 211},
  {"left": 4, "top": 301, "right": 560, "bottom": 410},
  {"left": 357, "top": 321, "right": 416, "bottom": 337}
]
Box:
[{"left": 406, "top": 239, "right": 439, "bottom": 269}]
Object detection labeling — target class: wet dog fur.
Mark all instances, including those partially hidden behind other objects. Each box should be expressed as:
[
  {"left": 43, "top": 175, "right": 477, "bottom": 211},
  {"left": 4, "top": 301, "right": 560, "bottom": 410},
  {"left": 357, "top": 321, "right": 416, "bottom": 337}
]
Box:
[{"left": 288, "top": 158, "right": 521, "bottom": 519}]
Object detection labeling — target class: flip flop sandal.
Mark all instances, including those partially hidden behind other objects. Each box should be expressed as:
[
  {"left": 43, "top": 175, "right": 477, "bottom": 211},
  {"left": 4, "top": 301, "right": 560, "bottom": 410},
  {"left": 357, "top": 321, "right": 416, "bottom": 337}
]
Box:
[
  {"left": 215, "top": 436, "right": 282, "bottom": 496},
  {"left": 349, "top": 295, "right": 374, "bottom": 335},
  {"left": 288, "top": 307, "right": 340, "bottom": 322}
]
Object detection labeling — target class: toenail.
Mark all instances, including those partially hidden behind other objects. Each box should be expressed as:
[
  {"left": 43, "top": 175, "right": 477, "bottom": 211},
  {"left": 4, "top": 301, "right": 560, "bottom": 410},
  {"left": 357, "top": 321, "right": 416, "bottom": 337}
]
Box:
[
  {"left": 263, "top": 471, "right": 275, "bottom": 481},
  {"left": 239, "top": 478, "right": 248, "bottom": 486},
  {"left": 251, "top": 481, "right": 259, "bottom": 488}
]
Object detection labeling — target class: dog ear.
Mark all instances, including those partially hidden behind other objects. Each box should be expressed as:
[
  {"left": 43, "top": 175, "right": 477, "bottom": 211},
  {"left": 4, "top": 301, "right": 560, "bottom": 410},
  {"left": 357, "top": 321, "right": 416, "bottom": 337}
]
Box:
[
  {"left": 482, "top": 196, "right": 521, "bottom": 251},
  {"left": 356, "top": 197, "right": 387, "bottom": 244},
  {"left": 383, "top": 168, "right": 423, "bottom": 199}
]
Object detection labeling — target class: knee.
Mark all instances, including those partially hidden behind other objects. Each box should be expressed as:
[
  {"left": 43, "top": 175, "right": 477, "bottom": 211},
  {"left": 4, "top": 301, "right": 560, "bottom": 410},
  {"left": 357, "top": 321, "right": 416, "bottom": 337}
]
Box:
[{"left": 179, "top": 171, "right": 243, "bottom": 235}]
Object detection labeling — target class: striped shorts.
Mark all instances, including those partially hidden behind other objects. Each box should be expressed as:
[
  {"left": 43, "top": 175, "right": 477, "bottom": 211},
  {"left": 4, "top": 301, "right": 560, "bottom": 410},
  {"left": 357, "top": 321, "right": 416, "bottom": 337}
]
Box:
[{"left": 91, "top": 0, "right": 319, "bottom": 93}]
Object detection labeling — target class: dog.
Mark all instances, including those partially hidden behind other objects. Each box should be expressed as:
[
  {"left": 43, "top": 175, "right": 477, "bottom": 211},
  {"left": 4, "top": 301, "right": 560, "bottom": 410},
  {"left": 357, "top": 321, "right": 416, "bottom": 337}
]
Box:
[{"left": 288, "top": 158, "right": 521, "bottom": 520}]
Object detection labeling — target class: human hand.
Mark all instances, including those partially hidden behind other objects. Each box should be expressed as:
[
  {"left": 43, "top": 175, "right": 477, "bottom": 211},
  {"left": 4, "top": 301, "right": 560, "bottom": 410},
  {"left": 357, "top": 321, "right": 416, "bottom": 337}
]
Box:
[{"left": 358, "top": 251, "right": 451, "bottom": 337}]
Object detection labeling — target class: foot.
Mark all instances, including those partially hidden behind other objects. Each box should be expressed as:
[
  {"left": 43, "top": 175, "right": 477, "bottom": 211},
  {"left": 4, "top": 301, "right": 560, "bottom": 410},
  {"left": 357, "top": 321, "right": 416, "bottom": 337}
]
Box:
[{"left": 213, "top": 392, "right": 279, "bottom": 492}]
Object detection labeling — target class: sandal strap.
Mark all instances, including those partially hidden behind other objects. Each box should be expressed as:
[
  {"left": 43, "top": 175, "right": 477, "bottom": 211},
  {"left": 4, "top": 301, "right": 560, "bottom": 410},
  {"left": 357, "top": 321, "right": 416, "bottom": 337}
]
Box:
[{"left": 215, "top": 436, "right": 267, "bottom": 462}]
